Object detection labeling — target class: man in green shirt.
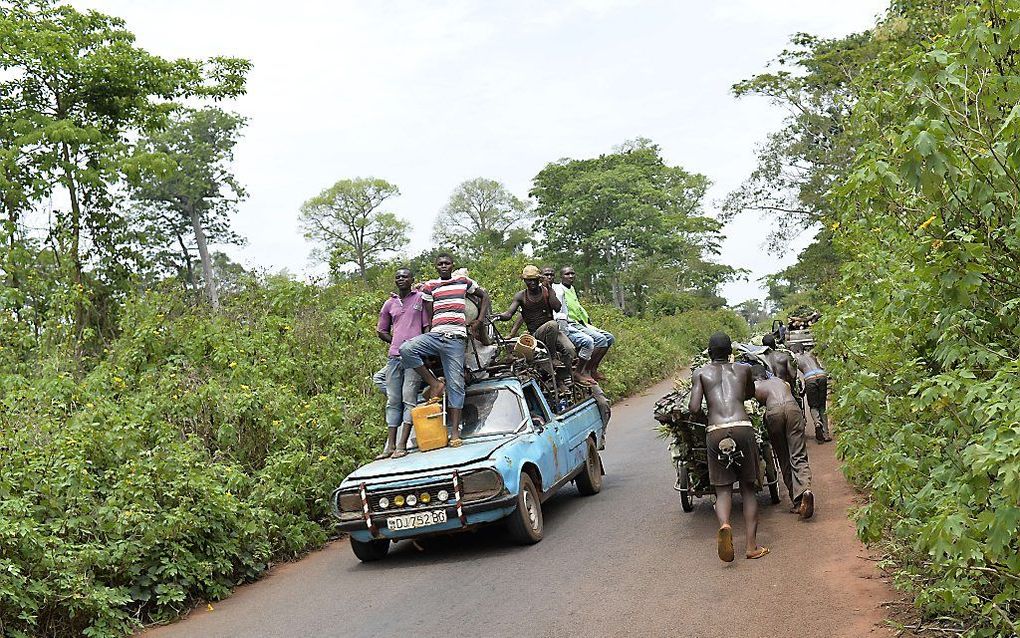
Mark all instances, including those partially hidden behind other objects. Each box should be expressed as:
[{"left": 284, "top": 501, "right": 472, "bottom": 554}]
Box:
[{"left": 552, "top": 266, "right": 615, "bottom": 381}]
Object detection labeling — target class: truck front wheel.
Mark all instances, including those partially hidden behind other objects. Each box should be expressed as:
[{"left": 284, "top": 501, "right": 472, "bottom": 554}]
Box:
[
  {"left": 350, "top": 537, "right": 390, "bottom": 562},
  {"left": 506, "top": 472, "right": 543, "bottom": 544}
]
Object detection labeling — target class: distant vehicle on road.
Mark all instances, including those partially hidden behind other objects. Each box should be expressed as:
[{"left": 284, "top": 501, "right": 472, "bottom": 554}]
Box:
[{"left": 331, "top": 375, "right": 607, "bottom": 562}]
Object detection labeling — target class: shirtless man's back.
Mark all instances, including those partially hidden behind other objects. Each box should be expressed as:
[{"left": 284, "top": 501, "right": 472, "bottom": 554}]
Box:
[
  {"left": 688, "top": 332, "right": 768, "bottom": 563},
  {"left": 753, "top": 367, "right": 814, "bottom": 518}
]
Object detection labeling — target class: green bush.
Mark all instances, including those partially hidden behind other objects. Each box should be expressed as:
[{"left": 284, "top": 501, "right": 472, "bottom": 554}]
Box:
[
  {"left": 0, "top": 271, "right": 744, "bottom": 637},
  {"left": 819, "top": 2, "right": 1020, "bottom": 634}
]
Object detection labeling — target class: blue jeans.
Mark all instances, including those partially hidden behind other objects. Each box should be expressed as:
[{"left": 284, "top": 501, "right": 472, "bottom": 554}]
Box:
[
  {"left": 572, "top": 323, "right": 615, "bottom": 349},
  {"left": 373, "top": 358, "right": 422, "bottom": 428},
  {"left": 558, "top": 319, "right": 594, "bottom": 360},
  {"left": 400, "top": 332, "right": 467, "bottom": 409}
]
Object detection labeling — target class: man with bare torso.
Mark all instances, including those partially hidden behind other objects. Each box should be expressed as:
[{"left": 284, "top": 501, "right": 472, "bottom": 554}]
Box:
[
  {"left": 689, "top": 332, "right": 769, "bottom": 562},
  {"left": 761, "top": 334, "right": 799, "bottom": 389},
  {"left": 752, "top": 365, "right": 814, "bottom": 518},
  {"left": 792, "top": 344, "right": 832, "bottom": 442},
  {"left": 494, "top": 265, "right": 589, "bottom": 385}
]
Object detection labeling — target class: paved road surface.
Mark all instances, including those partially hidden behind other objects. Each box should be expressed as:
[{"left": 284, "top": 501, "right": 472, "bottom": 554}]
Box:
[{"left": 144, "top": 377, "right": 895, "bottom": 638}]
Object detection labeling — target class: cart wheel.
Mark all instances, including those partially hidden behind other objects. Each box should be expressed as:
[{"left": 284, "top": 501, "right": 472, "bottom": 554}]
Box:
[
  {"left": 762, "top": 443, "right": 781, "bottom": 505},
  {"left": 677, "top": 461, "right": 694, "bottom": 512}
]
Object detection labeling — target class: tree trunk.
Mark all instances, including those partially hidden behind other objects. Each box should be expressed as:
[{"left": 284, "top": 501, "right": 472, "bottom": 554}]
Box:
[
  {"left": 60, "top": 142, "right": 85, "bottom": 348},
  {"left": 176, "top": 232, "right": 199, "bottom": 297},
  {"left": 611, "top": 275, "right": 626, "bottom": 312},
  {"left": 190, "top": 204, "right": 219, "bottom": 310}
]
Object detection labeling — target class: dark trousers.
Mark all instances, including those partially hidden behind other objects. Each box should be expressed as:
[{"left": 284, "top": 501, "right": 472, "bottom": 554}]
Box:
[
  {"left": 805, "top": 376, "right": 829, "bottom": 437},
  {"left": 764, "top": 402, "right": 812, "bottom": 504}
]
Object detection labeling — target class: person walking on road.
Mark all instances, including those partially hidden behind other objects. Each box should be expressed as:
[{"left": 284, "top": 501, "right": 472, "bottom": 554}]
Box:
[
  {"left": 399, "top": 253, "right": 491, "bottom": 447},
  {"left": 556, "top": 266, "right": 614, "bottom": 381},
  {"left": 495, "top": 265, "right": 590, "bottom": 385},
  {"left": 792, "top": 344, "right": 832, "bottom": 442},
  {"left": 688, "top": 332, "right": 769, "bottom": 562},
  {"left": 373, "top": 267, "right": 427, "bottom": 459},
  {"left": 751, "top": 365, "right": 814, "bottom": 519}
]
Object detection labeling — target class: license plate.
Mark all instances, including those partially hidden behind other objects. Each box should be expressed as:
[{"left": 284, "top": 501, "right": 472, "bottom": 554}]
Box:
[{"left": 386, "top": 509, "right": 448, "bottom": 531}]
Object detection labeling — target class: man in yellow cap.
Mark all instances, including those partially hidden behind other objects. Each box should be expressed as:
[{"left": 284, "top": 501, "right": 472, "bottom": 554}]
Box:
[{"left": 495, "top": 265, "right": 591, "bottom": 385}]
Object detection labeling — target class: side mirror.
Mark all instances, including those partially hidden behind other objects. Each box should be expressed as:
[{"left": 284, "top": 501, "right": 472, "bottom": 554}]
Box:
[{"left": 531, "top": 416, "right": 546, "bottom": 431}]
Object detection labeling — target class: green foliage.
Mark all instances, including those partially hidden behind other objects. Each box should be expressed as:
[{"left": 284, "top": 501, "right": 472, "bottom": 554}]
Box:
[
  {"left": 431, "top": 177, "right": 533, "bottom": 259},
  {"left": 531, "top": 138, "right": 735, "bottom": 314},
  {"left": 129, "top": 107, "right": 248, "bottom": 306},
  {"left": 0, "top": 0, "right": 250, "bottom": 353},
  {"left": 299, "top": 177, "right": 409, "bottom": 280},
  {"left": 0, "top": 260, "right": 745, "bottom": 636},
  {"left": 794, "top": 1, "right": 1020, "bottom": 634}
]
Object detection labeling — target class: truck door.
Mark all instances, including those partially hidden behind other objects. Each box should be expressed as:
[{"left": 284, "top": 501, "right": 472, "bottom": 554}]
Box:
[{"left": 523, "top": 382, "right": 570, "bottom": 486}]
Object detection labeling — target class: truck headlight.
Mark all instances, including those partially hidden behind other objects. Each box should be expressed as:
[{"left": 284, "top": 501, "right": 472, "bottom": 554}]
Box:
[
  {"left": 337, "top": 491, "right": 362, "bottom": 513},
  {"left": 461, "top": 469, "right": 504, "bottom": 502}
]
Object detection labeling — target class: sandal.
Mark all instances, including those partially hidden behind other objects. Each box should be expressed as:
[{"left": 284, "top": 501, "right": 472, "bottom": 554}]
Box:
[
  {"left": 717, "top": 525, "right": 734, "bottom": 563},
  {"left": 746, "top": 546, "right": 770, "bottom": 560},
  {"left": 449, "top": 438, "right": 463, "bottom": 448},
  {"left": 375, "top": 450, "right": 392, "bottom": 460},
  {"left": 390, "top": 449, "right": 407, "bottom": 459}
]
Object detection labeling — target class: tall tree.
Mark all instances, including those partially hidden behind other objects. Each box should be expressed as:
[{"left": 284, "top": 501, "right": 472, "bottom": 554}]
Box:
[
  {"left": 431, "top": 178, "right": 532, "bottom": 258},
  {"left": 531, "top": 139, "right": 723, "bottom": 311},
  {"left": 129, "top": 107, "right": 247, "bottom": 309},
  {"left": 0, "top": 0, "right": 249, "bottom": 345},
  {"left": 299, "top": 178, "right": 408, "bottom": 280}
]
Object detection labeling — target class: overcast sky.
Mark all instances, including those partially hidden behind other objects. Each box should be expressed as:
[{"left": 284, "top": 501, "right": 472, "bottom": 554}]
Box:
[{"left": 74, "top": 0, "right": 887, "bottom": 303}]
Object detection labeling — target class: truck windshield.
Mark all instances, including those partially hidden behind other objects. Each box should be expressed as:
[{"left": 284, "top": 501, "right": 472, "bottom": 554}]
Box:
[{"left": 459, "top": 389, "right": 525, "bottom": 438}]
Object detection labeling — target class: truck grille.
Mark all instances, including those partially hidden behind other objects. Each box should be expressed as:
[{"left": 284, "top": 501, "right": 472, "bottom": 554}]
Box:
[{"left": 366, "top": 478, "right": 456, "bottom": 514}]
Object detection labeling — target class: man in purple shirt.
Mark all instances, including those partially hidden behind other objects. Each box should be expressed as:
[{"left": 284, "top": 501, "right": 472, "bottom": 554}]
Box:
[{"left": 373, "top": 267, "right": 427, "bottom": 458}]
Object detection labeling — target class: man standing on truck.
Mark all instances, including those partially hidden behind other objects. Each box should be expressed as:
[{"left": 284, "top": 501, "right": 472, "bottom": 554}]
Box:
[
  {"left": 688, "top": 332, "right": 769, "bottom": 562},
  {"left": 399, "top": 253, "right": 491, "bottom": 447},
  {"left": 556, "top": 266, "right": 614, "bottom": 381},
  {"left": 495, "top": 265, "right": 591, "bottom": 385},
  {"left": 751, "top": 365, "right": 814, "bottom": 518},
  {"left": 791, "top": 343, "right": 832, "bottom": 442},
  {"left": 373, "top": 267, "right": 427, "bottom": 459}
]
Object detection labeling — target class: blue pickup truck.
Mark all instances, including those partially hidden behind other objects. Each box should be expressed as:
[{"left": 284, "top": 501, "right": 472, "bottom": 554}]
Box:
[{"left": 331, "top": 375, "right": 608, "bottom": 561}]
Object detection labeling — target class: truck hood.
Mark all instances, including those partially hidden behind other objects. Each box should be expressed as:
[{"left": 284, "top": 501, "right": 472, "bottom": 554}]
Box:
[{"left": 344, "top": 436, "right": 515, "bottom": 482}]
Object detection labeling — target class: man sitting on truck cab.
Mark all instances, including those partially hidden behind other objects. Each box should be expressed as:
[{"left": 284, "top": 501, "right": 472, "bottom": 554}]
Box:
[
  {"left": 399, "top": 253, "right": 491, "bottom": 448},
  {"left": 495, "top": 265, "right": 591, "bottom": 385},
  {"left": 555, "top": 266, "right": 614, "bottom": 381},
  {"left": 542, "top": 266, "right": 598, "bottom": 380}
]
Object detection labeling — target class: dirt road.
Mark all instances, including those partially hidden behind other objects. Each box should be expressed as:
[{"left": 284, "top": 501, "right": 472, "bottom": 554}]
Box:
[{"left": 144, "top": 377, "right": 895, "bottom": 638}]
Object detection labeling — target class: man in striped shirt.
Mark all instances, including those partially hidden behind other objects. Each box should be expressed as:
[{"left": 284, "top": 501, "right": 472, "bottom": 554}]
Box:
[{"left": 400, "top": 253, "right": 491, "bottom": 446}]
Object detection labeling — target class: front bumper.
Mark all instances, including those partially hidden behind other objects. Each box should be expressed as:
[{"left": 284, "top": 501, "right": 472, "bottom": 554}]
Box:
[{"left": 337, "top": 493, "right": 518, "bottom": 541}]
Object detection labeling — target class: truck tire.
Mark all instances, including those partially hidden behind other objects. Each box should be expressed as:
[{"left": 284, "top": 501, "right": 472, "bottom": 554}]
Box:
[
  {"left": 506, "top": 473, "right": 543, "bottom": 544},
  {"left": 575, "top": 438, "right": 603, "bottom": 496},
  {"left": 350, "top": 537, "right": 390, "bottom": 562}
]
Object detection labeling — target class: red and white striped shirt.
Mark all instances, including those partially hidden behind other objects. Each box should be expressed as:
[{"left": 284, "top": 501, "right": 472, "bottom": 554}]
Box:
[{"left": 421, "top": 276, "right": 478, "bottom": 337}]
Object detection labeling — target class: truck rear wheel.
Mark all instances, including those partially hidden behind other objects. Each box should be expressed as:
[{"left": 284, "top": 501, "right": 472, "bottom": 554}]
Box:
[
  {"left": 575, "top": 438, "right": 603, "bottom": 496},
  {"left": 506, "top": 472, "right": 543, "bottom": 544},
  {"left": 350, "top": 537, "right": 390, "bottom": 562}
]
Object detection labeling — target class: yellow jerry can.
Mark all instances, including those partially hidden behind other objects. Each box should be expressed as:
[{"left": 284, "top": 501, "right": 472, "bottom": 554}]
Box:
[{"left": 411, "top": 397, "right": 448, "bottom": 452}]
